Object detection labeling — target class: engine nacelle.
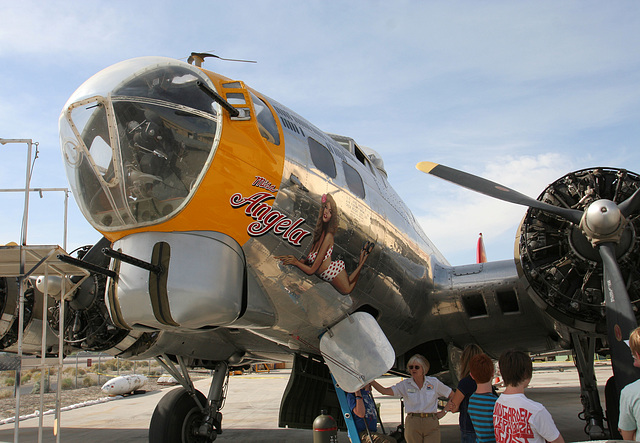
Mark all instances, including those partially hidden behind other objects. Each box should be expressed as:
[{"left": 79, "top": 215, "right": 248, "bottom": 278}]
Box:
[{"left": 516, "top": 167, "right": 640, "bottom": 334}]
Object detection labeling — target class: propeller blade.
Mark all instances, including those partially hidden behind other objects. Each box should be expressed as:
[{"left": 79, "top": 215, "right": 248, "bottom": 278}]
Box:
[
  {"left": 599, "top": 242, "right": 640, "bottom": 389},
  {"left": 416, "top": 162, "right": 583, "bottom": 224},
  {"left": 619, "top": 187, "right": 640, "bottom": 218}
]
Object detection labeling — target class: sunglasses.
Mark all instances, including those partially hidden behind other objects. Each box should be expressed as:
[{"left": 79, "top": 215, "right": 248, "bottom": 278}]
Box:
[{"left": 408, "top": 365, "right": 421, "bottom": 370}]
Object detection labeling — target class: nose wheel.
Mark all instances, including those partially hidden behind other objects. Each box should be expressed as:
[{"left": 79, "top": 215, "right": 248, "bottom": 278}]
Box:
[
  {"left": 149, "top": 355, "right": 228, "bottom": 442},
  {"left": 149, "top": 387, "right": 210, "bottom": 443}
]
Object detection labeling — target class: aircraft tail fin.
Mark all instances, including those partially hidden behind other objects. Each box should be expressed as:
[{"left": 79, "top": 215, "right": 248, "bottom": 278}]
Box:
[{"left": 476, "top": 233, "right": 487, "bottom": 263}]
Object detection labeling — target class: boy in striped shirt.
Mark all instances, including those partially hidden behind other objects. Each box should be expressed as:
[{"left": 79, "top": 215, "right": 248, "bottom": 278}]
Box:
[{"left": 468, "top": 354, "right": 498, "bottom": 443}]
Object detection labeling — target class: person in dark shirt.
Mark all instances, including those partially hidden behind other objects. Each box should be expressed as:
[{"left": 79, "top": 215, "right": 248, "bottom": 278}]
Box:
[
  {"left": 448, "top": 344, "right": 482, "bottom": 443},
  {"left": 346, "top": 383, "right": 396, "bottom": 443}
]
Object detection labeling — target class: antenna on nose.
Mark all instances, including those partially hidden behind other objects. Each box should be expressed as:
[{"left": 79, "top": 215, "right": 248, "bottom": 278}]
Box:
[{"left": 187, "top": 52, "right": 257, "bottom": 67}]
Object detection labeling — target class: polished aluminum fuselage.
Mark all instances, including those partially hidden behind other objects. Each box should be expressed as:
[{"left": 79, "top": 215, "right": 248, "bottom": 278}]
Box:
[{"left": 237, "top": 95, "right": 568, "bottom": 362}]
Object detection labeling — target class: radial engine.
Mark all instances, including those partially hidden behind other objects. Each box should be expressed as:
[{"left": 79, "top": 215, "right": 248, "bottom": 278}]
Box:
[{"left": 516, "top": 168, "right": 640, "bottom": 337}]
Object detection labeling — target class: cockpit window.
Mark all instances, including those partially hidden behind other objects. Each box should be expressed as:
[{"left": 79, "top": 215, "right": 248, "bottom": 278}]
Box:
[
  {"left": 113, "top": 65, "right": 217, "bottom": 116},
  {"left": 60, "top": 57, "right": 221, "bottom": 230},
  {"left": 249, "top": 91, "right": 280, "bottom": 145}
]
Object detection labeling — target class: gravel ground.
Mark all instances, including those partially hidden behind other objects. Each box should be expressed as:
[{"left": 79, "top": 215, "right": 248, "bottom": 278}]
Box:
[{"left": 0, "top": 379, "right": 162, "bottom": 421}]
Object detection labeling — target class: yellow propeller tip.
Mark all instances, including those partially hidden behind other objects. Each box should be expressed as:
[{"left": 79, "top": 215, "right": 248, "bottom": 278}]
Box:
[{"left": 416, "top": 161, "right": 438, "bottom": 173}]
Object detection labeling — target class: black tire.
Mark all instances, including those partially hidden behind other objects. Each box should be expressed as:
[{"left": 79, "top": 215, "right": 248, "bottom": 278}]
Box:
[{"left": 149, "top": 387, "right": 209, "bottom": 443}]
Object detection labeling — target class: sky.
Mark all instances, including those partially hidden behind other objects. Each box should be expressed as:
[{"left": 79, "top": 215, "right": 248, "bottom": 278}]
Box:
[{"left": 1, "top": 0, "right": 640, "bottom": 265}]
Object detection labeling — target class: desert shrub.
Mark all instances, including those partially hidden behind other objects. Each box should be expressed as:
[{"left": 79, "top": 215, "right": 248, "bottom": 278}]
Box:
[
  {"left": 82, "top": 376, "right": 95, "bottom": 387},
  {"left": 21, "top": 373, "right": 32, "bottom": 383},
  {"left": 61, "top": 378, "right": 73, "bottom": 390},
  {"left": 77, "top": 368, "right": 86, "bottom": 376},
  {"left": 106, "top": 359, "right": 119, "bottom": 371},
  {"left": 3, "top": 377, "right": 15, "bottom": 387},
  {"left": 90, "top": 363, "right": 107, "bottom": 373},
  {"left": 31, "top": 379, "right": 50, "bottom": 394},
  {"left": 120, "top": 360, "right": 133, "bottom": 370}
]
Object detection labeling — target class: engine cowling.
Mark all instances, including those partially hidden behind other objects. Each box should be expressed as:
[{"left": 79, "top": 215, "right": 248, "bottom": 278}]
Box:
[{"left": 516, "top": 167, "right": 640, "bottom": 334}]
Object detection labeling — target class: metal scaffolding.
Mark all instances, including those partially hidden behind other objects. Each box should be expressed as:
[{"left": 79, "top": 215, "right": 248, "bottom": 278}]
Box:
[{"left": 0, "top": 138, "right": 89, "bottom": 442}]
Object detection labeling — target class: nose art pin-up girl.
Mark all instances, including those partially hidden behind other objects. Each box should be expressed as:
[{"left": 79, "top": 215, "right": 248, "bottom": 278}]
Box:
[{"left": 276, "top": 193, "right": 373, "bottom": 295}]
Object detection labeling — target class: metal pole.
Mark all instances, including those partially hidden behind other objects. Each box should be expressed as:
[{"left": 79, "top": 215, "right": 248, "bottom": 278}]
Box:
[
  {"left": 20, "top": 141, "right": 33, "bottom": 246},
  {"left": 1, "top": 138, "right": 36, "bottom": 442},
  {"left": 56, "top": 279, "right": 65, "bottom": 443},
  {"left": 38, "top": 266, "right": 49, "bottom": 443},
  {"left": 63, "top": 190, "right": 69, "bottom": 251},
  {"left": 18, "top": 139, "right": 33, "bottom": 441}
]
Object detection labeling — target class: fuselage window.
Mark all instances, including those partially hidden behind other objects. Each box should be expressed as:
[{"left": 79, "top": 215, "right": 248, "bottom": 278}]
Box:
[
  {"left": 225, "top": 93, "right": 246, "bottom": 105},
  {"left": 462, "top": 293, "right": 488, "bottom": 318},
  {"left": 342, "top": 162, "right": 365, "bottom": 198},
  {"left": 249, "top": 91, "right": 280, "bottom": 145},
  {"left": 497, "top": 290, "right": 520, "bottom": 314},
  {"left": 308, "top": 138, "right": 336, "bottom": 178}
]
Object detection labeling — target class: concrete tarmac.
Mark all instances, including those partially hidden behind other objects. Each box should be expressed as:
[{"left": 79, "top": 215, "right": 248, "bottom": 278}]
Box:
[{"left": 0, "top": 361, "right": 617, "bottom": 442}]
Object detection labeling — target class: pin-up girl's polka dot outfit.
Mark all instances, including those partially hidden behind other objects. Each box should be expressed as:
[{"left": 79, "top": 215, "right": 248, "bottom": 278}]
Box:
[{"left": 307, "top": 245, "right": 345, "bottom": 282}]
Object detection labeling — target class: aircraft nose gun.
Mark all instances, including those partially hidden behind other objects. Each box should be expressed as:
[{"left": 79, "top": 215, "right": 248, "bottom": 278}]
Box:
[
  {"left": 57, "top": 253, "right": 117, "bottom": 279},
  {"left": 101, "top": 247, "right": 164, "bottom": 275},
  {"left": 129, "top": 120, "right": 169, "bottom": 160},
  {"left": 57, "top": 247, "right": 164, "bottom": 278}
]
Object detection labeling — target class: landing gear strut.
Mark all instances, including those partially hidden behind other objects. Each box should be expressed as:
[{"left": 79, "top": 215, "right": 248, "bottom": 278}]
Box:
[
  {"left": 571, "top": 333, "right": 608, "bottom": 440},
  {"left": 149, "top": 354, "right": 229, "bottom": 442}
]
